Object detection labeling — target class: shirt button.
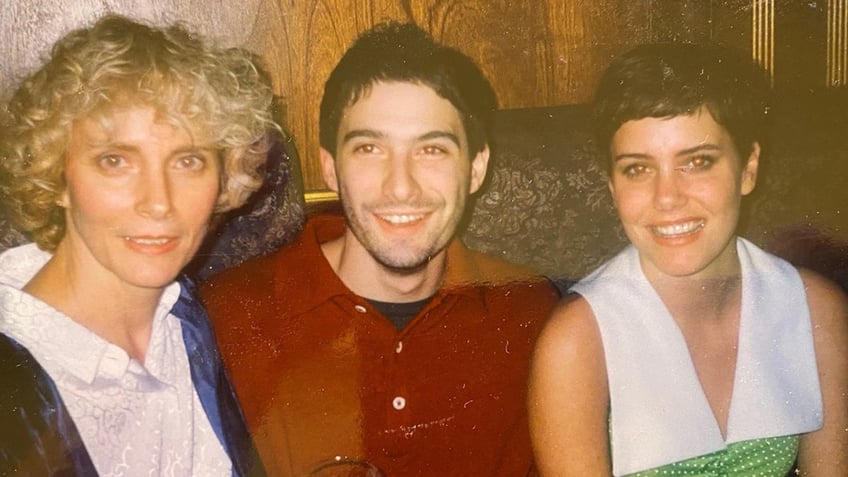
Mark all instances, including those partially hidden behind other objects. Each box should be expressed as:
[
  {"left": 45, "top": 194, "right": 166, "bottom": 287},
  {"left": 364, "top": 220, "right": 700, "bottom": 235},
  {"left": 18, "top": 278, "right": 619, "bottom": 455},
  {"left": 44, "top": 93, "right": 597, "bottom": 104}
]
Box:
[
  {"left": 395, "top": 341, "right": 403, "bottom": 353},
  {"left": 354, "top": 305, "right": 367, "bottom": 313},
  {"left": 392, "top": 396, "right": 406, "bottom": 410}
]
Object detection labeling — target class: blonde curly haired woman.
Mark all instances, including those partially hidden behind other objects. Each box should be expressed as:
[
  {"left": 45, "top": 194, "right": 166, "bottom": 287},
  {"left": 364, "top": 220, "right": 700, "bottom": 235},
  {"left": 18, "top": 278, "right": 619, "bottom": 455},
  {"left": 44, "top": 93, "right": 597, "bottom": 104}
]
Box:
[{"left": 0, "top": 15, "right": 277, "bottom": 476}]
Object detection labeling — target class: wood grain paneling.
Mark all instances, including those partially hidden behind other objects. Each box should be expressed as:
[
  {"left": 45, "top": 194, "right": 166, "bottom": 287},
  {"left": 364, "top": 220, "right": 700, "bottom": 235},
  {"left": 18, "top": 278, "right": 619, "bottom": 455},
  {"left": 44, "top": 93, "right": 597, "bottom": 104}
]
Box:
[
  {"left": 1, "top": 1, "right": 842, "bottom": 192},
  {"left": 828, "top": 0, "right": 848, "bottom": 85},
  {"left": 265, "top": 0, "right": 724, "bottom": 190}
]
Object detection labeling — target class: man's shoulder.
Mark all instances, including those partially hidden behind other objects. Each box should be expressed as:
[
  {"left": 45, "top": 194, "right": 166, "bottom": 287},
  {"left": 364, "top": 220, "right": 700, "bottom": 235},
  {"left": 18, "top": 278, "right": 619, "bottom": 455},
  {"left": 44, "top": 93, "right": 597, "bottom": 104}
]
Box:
[
  {"left": 453, "top": 243, "right": 556, "bottom": 289},
  {"left": 201, "top": 249, "right": 279, "bottom": 296},
  {"left": 199, "top": 241, "right": 304, "bottom": 312},
  {"left": 201, "top": 226, "right": 321, "bottom": 294}
]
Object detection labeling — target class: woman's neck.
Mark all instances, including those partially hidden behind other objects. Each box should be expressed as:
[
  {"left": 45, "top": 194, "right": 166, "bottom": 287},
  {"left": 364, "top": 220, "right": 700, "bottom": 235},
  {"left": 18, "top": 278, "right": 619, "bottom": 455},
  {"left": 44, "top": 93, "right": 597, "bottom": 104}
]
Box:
[
  {"left": 652, "top": 274, "right": 742, "bottom": 322},
  {"left": 23, "top": 249, "right": 162, "bottom": 363}
]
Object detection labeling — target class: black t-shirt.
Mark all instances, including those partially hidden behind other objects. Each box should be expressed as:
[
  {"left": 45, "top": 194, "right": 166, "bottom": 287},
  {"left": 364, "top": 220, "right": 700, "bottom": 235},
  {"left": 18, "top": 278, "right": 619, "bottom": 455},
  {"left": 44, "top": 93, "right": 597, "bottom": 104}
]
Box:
[{"left": 366, "top": 296, "right": 434, "bottom": 330}]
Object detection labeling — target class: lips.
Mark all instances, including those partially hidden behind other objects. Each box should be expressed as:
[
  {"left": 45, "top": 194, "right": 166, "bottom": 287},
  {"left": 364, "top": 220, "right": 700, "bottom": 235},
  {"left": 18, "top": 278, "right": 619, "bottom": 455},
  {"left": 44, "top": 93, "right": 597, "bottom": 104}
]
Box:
[
  {"left": 651, "top": 219, "right": 705, "bottom": 238},
  {"left": 123, "top": 235, "right": 179, "bottom": 254}
]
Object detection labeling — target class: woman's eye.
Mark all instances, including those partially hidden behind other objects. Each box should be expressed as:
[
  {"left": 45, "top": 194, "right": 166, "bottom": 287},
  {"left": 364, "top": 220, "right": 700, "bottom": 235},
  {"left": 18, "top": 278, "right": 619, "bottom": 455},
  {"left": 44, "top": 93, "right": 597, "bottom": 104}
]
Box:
[
  {"left": 679, "top": 155, "right": 715, "bottom": 172},
  {"left": 176, "top": 154, "right": 206, "bottom": 170},
  {"left": 691, "top": 155, "right": 714, "bottom": 169},
  {"left": 621, "top": 163, "right": 648, "bottom": 178},
  {"left": 97, "top": 154, "right": 127, "bottom": 169}
]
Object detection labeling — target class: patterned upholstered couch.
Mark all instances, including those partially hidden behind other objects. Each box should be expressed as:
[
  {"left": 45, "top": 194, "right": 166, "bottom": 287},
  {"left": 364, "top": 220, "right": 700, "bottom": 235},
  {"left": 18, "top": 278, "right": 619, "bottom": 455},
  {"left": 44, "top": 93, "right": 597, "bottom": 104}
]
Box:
[
  {"left": 464, "top": 89, "right": 848, "bottom": 289},
  {"left": 2, "top": 90, "right": 847, "bottom": 290}
]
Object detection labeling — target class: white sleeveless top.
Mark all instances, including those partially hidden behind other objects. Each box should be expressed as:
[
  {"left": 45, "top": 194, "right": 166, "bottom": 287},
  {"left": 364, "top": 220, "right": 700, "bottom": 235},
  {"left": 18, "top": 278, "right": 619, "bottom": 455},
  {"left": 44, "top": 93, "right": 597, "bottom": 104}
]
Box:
[{"left": 571, "top": 238, "right": 822, "bottom": 476}]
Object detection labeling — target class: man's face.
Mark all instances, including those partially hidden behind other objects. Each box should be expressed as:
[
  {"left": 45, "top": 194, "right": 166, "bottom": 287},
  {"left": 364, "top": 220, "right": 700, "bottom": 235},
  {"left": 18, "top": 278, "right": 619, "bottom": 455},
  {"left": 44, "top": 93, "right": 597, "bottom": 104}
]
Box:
[{"left": 321, "top": 81, "right": 489, "bottom": 272}]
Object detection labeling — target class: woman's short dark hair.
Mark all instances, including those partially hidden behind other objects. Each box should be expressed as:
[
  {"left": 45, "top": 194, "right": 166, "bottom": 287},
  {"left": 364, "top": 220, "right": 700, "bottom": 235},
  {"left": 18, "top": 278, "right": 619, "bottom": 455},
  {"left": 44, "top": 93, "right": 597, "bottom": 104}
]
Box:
[{"left": 593, "top": 43, "right": 771, "bottom": 168}]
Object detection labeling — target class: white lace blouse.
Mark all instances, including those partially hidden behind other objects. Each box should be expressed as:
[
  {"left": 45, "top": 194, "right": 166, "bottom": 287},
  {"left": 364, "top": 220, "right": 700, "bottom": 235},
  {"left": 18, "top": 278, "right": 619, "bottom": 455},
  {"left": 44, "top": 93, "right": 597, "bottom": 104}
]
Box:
[{"left": 0, "top": 243, "right": 232, "bottom": 476}]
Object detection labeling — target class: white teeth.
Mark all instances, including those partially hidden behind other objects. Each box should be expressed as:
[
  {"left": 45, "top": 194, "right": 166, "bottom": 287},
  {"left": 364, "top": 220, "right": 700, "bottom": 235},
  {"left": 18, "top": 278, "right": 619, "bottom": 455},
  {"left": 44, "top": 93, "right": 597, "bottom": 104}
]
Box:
[
  {"left": 380, "top": 214, "right": 423, "bottom": 224},
  {"left": 126, "top": 237, "right": 169, "bottom": 245},
  {"left": 652, "top": 220, "right": 704, "bottom": 237}
]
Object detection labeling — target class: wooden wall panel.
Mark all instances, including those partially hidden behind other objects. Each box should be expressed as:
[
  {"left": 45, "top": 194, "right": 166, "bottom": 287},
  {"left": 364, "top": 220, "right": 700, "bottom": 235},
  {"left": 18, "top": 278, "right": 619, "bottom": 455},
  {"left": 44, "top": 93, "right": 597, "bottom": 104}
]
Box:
[
  {"left": 236, "top": 1, "right": 411, "bottom": 192},
  {"left": 250, "top": 0, "right": 563, "bottom": 191},
  {"left": 265, "top": 0, "right": 724, "bottom": 191},
  {"left": 0, "top": 0, "right": 720, "bottom": 192},
  {"left": 775, "top": 1, "right": 828, "bottom": 91},
  {"left": 710, "top": 0, "right": 754, "bottom": 52},
  {"left": 2, "top": 1, "right": 841, "bottom": 192}
]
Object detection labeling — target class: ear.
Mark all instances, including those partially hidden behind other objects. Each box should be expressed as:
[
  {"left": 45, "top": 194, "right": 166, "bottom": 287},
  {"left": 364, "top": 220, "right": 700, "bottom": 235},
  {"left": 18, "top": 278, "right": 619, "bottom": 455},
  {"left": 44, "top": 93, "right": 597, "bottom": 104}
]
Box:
[
  {"left": 58, "top": 178, "right": 70, "bottom": 208},
  {"left": 607, "top": 178, "right": 620, "bottom": 210},
  {"left": 319, "top": 147, "right": 339, "bottom": 192},
  {"left": 740, "top": 142, "right": 760, "bottom": 196},
  {"left": 468, "top": 145, "right": 490, "bottom": 194}
]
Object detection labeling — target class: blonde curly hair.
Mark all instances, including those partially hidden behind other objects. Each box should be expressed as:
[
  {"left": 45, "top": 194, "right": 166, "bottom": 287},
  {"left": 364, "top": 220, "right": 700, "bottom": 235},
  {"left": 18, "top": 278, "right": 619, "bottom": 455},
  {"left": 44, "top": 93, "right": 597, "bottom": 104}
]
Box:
[{"left": 0, "top": 14, "right": 280, "bottom": 250}]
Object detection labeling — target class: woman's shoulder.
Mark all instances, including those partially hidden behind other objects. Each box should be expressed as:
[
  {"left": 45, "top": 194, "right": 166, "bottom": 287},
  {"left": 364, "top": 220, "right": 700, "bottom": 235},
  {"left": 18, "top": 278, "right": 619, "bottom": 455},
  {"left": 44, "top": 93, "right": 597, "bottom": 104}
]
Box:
[
  {"left": 536, "top": 293, "right": 604, "bottom": 359},
  {"left": 793, "top": 271, "right": 848, "bottom": 472},
  {"left": 796, "top": 268, "right": 848, "bottom": 357},
  {"left": 797, "top": 267, "right": 848, "bottom": 324}
]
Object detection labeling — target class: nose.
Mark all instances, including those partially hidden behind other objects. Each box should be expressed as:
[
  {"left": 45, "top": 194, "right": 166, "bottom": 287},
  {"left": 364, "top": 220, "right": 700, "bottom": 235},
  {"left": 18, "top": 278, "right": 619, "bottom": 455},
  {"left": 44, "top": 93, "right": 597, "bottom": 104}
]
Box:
[
  {"left": 653, "top": 170, "right": 686, "bottom": 210},
  {"left": 135, "top": 167, "right": 173, "bottom": 218},
  {"left": 383, "top": 153, "right": 420, "bottom": 202}
]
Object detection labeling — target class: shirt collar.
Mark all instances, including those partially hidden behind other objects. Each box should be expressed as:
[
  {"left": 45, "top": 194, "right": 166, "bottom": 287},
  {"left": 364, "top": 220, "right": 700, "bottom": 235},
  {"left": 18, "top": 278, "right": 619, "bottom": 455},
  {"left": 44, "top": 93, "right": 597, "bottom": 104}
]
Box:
[
  {"left": 278, "top": 216, "right": 490, "bottom": 317},
  {"left": 0, "top": 243, "right": 182, "bottom": 385}
]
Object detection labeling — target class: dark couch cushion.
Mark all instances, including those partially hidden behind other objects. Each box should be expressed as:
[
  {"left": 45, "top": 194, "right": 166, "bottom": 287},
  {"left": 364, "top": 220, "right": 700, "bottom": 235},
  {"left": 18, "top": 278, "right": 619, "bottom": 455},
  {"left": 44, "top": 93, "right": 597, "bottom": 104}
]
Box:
[
  {"left": 462, "top": 104, "right": 626, "bottom": 283},
  {"left": 188, "top": 137, "right": 306, "bottom": 280},
  {"left": 744, "top": 89, "right": 848, "bottom": 246}
]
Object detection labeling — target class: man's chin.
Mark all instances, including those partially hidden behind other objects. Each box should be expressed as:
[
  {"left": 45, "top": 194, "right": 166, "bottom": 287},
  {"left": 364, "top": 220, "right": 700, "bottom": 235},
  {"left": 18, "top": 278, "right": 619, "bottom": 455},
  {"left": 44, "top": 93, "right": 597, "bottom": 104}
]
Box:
[{"left": 373, "top": 253, "right": 434, "bottom": 275}]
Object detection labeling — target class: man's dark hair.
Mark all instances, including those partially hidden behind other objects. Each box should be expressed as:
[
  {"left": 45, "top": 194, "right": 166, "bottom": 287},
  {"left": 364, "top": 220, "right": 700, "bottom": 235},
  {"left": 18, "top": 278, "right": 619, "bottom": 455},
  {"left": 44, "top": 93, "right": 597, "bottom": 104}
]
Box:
[
  {"left": 319, "top": 22, "right": 497, "bottom": 156},
  {"left": 593, "top": 43, "right": 771, "bottom": 167}
]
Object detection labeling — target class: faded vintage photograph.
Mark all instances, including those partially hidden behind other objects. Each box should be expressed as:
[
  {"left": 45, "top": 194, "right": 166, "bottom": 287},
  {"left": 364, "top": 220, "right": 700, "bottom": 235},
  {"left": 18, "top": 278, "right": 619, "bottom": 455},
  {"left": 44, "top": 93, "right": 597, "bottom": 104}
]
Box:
[{"left": 1, "top": 1, "right": 846, "bottom": 476}]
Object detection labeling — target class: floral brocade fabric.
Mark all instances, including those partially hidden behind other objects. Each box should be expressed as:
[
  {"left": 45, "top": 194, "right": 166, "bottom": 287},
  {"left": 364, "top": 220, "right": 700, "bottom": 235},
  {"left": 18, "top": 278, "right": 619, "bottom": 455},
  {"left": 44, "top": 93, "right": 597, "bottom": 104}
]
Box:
[
  {"left": 462, "top": 104, "right": 628, "bottom": 284},
  {"left": 463, "top": 95, "right": 848, "bottom": 289},
  {"left": 2, "top": 95, "right": 848, "bottom": 288}
]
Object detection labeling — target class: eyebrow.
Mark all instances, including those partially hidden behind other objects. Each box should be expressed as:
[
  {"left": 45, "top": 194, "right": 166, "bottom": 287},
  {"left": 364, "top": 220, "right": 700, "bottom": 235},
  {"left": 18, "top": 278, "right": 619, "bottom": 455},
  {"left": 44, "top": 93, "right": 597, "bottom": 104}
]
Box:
[
  {"left": 85, "top": 141, "right": 216, "bottom": 156},
  {"left": 613, "top": 143, "right": 722, "bottom": 162},
  {"left": 418, "top": 130, "right": 461, "bottom": 147},
  {"left": 341, "top": 129, "right": 461, "bottom": 148}
]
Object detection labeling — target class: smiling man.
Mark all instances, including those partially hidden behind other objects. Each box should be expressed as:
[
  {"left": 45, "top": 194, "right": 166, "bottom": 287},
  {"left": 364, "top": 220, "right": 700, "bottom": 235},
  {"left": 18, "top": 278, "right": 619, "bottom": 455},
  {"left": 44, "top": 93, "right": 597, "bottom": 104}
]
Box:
[{"left": 201, "top": 22, "right": 560, "bottom": 476}]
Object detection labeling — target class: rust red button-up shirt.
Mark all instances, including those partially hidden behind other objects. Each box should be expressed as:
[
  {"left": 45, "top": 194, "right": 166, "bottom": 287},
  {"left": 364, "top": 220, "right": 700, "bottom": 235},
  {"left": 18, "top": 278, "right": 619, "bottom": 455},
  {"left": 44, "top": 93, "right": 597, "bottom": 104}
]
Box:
[{"left": 201, "top": 216, "right": 559, "bottom": 476}]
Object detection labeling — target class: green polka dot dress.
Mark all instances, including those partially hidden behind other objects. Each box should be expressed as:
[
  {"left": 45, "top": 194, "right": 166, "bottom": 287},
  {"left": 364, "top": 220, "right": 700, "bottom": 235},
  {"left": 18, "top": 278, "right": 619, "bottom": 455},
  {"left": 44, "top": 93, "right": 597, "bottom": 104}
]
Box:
[{"left": 626, "top": 435, "right": 799, "bottom": 476}]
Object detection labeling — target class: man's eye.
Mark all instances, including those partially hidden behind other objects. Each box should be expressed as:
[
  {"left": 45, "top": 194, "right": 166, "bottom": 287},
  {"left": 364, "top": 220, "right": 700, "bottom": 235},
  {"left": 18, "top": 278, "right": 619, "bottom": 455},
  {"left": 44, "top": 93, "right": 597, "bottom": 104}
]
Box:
[
  {"left": 354, "top": 144, "right": 378, "bottom": 154},
  {"left": 421, "top": 145, "right": 447, "bottom": 155}
]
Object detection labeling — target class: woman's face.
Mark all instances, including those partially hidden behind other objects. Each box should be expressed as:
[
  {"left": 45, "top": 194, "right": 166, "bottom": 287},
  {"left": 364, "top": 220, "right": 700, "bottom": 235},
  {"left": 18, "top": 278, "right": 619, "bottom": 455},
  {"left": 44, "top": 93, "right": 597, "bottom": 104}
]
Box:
[
  {"left": 59, "top": 106, "right": 220, "bottom": 291},
  {"left": 608, "top": 106, "right": 759, "bottom": 281}
]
